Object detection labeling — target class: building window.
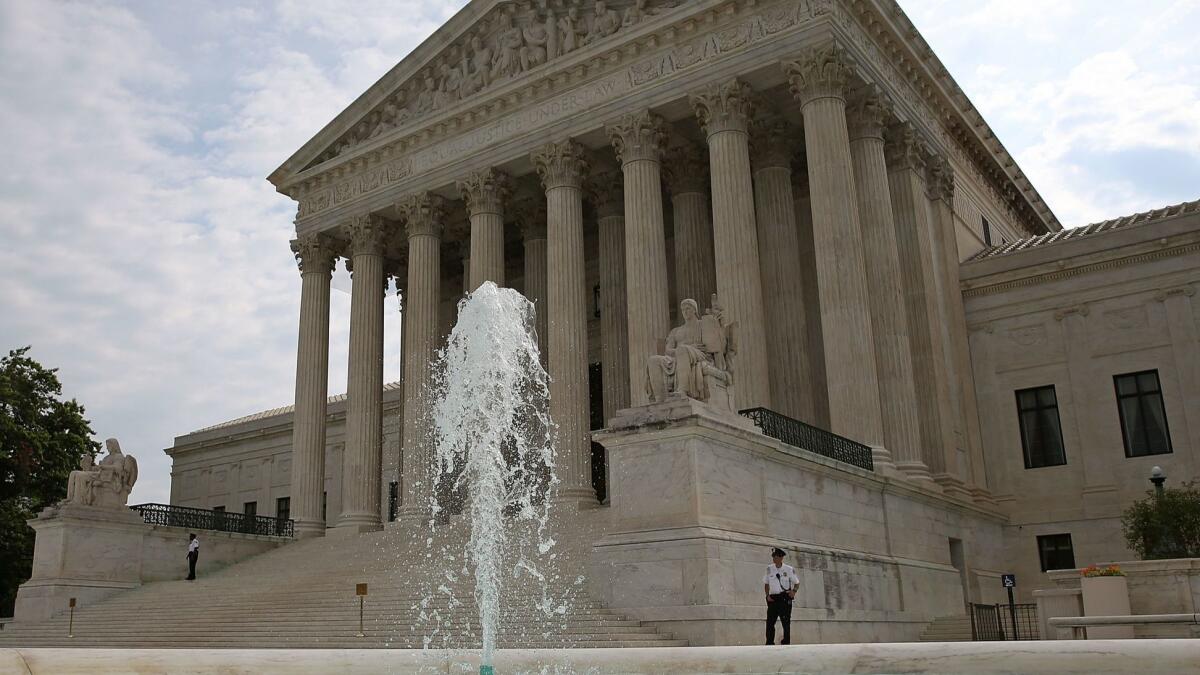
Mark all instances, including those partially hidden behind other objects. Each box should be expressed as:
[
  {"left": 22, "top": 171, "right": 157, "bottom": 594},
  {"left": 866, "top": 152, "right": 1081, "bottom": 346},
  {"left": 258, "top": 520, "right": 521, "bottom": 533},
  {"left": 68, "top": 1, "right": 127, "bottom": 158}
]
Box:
[
  {"left": 276, "top": 497, "right": 290, "bottom": 522},
  {"left": 243, "top": 501, "right": 257, "bottom": 518},
  {"left": 211, "top": 505, "right": 225, "bottom": 513},
  {"left": 1037, "top": 533, "right": 1075, "bottom": 572},
  {"left": 388, "top": 482, "right": 399, "bottom": 522},
  {"left": 1015, "top": 385, "right": 1066, "bottom": 469},
  {"left": 982, "top": 215, "right": 993, "bottom": 246},
  {"left": 1115, "top": 370, "right": 1173, "bottom": 457}
]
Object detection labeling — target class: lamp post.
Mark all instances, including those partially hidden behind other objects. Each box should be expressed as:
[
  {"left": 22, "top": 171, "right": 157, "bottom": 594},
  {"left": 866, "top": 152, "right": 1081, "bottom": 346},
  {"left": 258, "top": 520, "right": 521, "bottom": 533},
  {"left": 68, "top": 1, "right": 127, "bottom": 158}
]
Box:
[{"left": 1150, "top": 466, "right": 1166, "bottom": 498}]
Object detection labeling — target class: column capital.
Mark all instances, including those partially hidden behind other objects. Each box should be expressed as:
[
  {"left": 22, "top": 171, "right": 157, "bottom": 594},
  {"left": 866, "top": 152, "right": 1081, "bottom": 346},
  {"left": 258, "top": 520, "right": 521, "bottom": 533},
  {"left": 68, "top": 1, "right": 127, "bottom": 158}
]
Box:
[
  {"left": 291, "top": 233, "right": 338, "bottom": 276},
  {"left": 587, "top": 168, "right": 625, "bottom": 219},
  {"left": 396, "top": 192, "right": 446, "bottom": 239},
  {"left": 750, "top": 118, "right": 798, "bottom": 170},
  {"left": 884, "top": 122, "right": 928, "bottom": 174},
  {"left": 689, "top": 79, "right": 755, "bottom": 137},
  {"left": 532, "top": 139, "right": 588, "bottom": 190},
  {"left": 457, "top": 167, "right": 511, "bottom": 217},
  {"left": 785, "top": 43, "right": 855, "bottom": 105},
  {"left": 606, "top": 110, "right": 667, "bottom": 165},
  {"left": 512, "top": 196, "right": 547, "bottom": 241},
  {"left": 341, "top": 214, "right": 389, "bottom": 256},
  {"left": 663, "top": 143, "right": 709, "bottom": 195},
  {"left": 846, "top": 86, "right": 893, "bottom": 142},
  {"left": 925, "top": 154, "right": 955, "bottom": 203}
]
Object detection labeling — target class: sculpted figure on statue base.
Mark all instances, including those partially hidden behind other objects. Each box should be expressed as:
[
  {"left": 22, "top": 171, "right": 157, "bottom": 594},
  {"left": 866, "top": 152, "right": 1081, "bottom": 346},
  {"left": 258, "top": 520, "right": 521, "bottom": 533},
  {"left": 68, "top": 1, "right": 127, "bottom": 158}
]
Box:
[
  {"left": 646, "top": 295, "right": 738, "bottom": 411},
  {"left": 63, "top": 437, "right": 139, "bottom": 509}
]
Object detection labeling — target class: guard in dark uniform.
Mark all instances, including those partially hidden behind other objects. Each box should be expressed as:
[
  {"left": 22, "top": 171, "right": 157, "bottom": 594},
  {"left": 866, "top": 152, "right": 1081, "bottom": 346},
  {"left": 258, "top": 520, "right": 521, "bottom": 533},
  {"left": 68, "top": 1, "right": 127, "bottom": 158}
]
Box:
[{"left": 763, "top": 547, "right": 799, "bottom": 644}]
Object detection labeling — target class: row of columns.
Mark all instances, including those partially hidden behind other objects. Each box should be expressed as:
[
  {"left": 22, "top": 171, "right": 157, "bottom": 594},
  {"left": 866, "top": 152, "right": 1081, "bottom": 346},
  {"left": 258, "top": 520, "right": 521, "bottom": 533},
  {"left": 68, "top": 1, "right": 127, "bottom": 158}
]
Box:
[{"left": 287, "top": 41, "right": 984, "bottom": 536}]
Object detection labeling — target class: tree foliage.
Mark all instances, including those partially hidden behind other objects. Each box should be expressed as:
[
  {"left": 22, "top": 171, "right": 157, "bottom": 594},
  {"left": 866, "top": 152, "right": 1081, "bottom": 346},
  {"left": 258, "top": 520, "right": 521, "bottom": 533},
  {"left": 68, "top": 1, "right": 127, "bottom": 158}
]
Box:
[
  {"left": 0, "top": 346, "right": 99, "bottom": 616},
  {"left": 1121, "top": 481, "right": 1200, "bottom": 560}
]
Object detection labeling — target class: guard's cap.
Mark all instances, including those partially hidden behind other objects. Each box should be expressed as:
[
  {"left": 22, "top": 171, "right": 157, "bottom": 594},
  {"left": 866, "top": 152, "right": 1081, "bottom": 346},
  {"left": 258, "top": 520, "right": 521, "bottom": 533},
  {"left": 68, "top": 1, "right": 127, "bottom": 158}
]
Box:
[{"left": 771, "top": 547, "right": 786, "bottom": 557}]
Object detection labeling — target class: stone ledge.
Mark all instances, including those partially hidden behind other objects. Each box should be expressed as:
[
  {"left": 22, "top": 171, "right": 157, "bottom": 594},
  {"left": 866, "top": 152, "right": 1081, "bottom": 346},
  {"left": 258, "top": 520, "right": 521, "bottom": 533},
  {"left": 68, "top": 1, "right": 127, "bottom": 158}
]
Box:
[{"left": 5, "top": 641, "right": 1200, "bottom": 674}]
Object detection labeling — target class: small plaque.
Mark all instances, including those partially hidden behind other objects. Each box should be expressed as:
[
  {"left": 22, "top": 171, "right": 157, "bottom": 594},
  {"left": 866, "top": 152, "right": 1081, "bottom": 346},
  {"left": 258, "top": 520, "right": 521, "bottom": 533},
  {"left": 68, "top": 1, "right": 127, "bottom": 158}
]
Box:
[
  {"left": 356, "top": 583, "right": 368, "bottom": 596},
  {"left": 1001, "top": 574, "right": 1016, "bottom": 588},
  {"left": 68, "top": 598, "right": 77, "bottom": 608}
]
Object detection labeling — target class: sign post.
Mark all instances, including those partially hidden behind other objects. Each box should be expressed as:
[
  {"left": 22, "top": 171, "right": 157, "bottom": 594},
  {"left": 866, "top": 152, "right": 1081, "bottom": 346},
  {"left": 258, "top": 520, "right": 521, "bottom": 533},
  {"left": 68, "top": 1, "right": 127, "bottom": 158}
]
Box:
[
  {"left": 67, "top": 597, "right": 76, "bottom": 638},
  {"left": 356, "top": 583, "right": 368, "bottom": 637},
  {"left": 1001, "top": 574, "right": 1017, "bottom": 639}
]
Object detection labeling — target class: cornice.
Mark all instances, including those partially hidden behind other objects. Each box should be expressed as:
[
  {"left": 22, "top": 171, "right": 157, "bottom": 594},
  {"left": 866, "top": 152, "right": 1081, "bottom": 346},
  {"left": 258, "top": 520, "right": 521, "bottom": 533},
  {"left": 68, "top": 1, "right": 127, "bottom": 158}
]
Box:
[
  {"left": 962, "top": 241, "right": 1200, "bottom": 298},
  {"left": 837, "top": 0, "right": 1059, "bottom": 235}
]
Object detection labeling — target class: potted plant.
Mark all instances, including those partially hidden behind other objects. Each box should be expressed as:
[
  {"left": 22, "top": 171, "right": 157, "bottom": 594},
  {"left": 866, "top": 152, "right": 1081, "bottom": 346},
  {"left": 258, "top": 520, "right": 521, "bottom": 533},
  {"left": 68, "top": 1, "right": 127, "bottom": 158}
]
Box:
[{"left": 1079, "top": 564, "right": 1132, "bottom": 639}]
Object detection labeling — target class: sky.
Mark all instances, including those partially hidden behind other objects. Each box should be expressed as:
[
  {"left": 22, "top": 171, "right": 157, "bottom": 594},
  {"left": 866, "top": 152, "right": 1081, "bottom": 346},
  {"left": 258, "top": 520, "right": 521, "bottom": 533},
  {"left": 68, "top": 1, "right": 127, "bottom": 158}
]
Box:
[{"left": 1, "top": 0, "right": 1198, "bottom": 506}]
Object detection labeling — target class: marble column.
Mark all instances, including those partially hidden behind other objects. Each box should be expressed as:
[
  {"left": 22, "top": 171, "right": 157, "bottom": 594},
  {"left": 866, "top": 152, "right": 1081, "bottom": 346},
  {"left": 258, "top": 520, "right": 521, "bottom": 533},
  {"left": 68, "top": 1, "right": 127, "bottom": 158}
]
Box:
[
  {"left": 289, "top": 233, "right": 338, "bottom": 538},
  {"left": 515, "top": 197, "right": 549, "bottom": 364},
  {"left": 927, "top": 156, "right": 986, "bottom": 499},
  {"left": 396, "top": 193, "right": 445, "bottom": 522},
  {"left": 664, "top": 143, "right": 717, "bottom": 311},
  {"left": 607, "top": 111, "right": 670, "bottom": 407},
  {"left": 589, "top": 164, "right": 631, "bottom": 423},
  {"left": 337, "top": 214, "right": 388, "bottom": 532},
  {"left": 532, "top": 140, "right": 595, "bottom": 504},
  {"left": 689, "top": 79, "right": 771, "bottom": 410},
  {"left": 458, "top": 167, "right": 510, "bottom": 291},
  {"left": 846, "top": 90, "right": 920, "bottom": 474},
  {"left": 791, "top": 168, "right": 831, "bottom": 428},
  {"left": 884, "top": 122, "right": 950, "bottom": 484},
  {"left": 750, "top": 118, "right": 815, "bottom": 423},
  {"left": 785, "top": 45, "right": 885, "bottom": 449}
]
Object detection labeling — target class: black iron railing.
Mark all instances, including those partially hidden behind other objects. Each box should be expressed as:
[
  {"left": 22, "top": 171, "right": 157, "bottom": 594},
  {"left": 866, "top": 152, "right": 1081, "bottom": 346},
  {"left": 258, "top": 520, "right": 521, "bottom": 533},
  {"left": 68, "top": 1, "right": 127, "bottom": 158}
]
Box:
[
  {"left": 969, "top": 602, "right": 1040, "bottom": 640},
  {"left": 739, "top": 407, "right": 874, "bottom": 471},
  {"left": 130, "top": 503, "right": 294, "bottom": 538}
]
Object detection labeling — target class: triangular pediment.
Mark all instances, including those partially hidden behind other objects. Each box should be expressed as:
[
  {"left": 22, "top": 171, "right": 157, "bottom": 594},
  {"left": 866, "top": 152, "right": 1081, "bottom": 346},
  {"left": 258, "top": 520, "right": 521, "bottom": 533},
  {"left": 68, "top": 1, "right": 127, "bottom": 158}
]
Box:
[{"left": 268, "top": 0, "right": 688, "bottom": 188}]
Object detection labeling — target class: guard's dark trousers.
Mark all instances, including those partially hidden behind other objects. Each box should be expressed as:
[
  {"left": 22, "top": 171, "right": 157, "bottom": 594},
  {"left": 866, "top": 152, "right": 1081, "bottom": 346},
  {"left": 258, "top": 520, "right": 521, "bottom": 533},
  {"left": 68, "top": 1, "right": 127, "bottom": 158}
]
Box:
[
  {"left": 187, "top": 551, "right": 198, "bottom": 580},
  {"left": 766, "top": 593, "right": 792, "bottom": 644}
]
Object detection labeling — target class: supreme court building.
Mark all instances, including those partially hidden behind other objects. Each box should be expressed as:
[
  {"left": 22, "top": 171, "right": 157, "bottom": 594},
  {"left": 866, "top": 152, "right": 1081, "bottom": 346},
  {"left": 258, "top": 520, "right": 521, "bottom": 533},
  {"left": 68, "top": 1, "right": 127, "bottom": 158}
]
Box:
[{"left": 164, "top": 0, "right": 1200, "bottom": 643}]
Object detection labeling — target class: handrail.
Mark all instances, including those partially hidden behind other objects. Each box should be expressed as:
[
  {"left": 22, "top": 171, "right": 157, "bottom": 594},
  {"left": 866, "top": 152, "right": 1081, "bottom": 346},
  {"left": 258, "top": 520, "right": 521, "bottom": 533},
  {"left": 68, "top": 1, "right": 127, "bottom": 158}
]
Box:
[
  {"left": 1048, "top": 613, "right": 1200, "bottom": 639},
  {"left": 739, "top": 407, "right": 874, "bottom": 471},
  {"left": 130, "top": 503, "right": 294, "bottom": 538}
]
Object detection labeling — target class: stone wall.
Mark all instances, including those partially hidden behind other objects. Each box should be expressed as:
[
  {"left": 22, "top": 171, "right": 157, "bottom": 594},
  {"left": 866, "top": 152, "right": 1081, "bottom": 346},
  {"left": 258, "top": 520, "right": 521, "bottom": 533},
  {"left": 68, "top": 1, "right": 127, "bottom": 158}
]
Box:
[{"left": 591, "top": 399, "right": 1007, "bottom": 646}]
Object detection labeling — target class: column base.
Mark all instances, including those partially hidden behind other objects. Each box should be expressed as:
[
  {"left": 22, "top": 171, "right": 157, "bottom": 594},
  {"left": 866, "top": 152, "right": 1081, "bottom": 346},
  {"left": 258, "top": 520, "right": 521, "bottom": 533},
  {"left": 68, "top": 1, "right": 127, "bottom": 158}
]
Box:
[
  {"left": 869, "top": 445, "right": 902, "bottom": 476},
  {"left": 970, "top": 486, "right": 998, "bottom": 507},
  {"left": 894, "top": 461, "right": 942, "bottom": 491},
  {"left": 932, "top": 473, "right": 973, "bottom": 500},
  {"left": 552, "top": 488, "right": 600, "bottom": 510},
  {"left": 292, "top": 519, "right": 327, "bottom": 538},
  {"left": 332, "top": 513, "right": 382, "bottom": 535}
]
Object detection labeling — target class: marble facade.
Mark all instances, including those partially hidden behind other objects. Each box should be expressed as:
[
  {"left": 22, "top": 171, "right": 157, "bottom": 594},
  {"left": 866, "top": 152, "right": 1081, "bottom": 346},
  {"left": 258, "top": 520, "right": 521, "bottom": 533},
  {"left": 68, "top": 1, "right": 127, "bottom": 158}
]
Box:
[{"left": 156, "top": 0, "right": 1200, "bottom": 644}]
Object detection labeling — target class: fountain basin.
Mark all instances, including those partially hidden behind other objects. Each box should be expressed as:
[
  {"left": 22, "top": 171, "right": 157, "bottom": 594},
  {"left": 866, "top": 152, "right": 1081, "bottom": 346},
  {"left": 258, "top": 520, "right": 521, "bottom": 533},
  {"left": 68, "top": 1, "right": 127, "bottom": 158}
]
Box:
[{"left": 3, "top": 641, "right": 1199, "bottom": 674}]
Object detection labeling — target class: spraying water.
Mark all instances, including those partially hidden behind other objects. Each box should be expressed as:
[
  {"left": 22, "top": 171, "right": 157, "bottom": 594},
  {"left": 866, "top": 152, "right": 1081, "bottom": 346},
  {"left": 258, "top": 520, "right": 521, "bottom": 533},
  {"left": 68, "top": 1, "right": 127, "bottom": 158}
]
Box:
[{"left": 430, "top": 281, "right": 559, "bottom": 670}]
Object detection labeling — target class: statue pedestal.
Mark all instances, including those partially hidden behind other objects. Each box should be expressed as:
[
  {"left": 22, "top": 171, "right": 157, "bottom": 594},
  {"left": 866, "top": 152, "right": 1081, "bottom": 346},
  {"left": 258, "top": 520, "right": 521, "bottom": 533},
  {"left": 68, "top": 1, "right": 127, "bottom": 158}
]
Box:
[{"left": 13, "top": 503, "right": 149, "bottom": 623}]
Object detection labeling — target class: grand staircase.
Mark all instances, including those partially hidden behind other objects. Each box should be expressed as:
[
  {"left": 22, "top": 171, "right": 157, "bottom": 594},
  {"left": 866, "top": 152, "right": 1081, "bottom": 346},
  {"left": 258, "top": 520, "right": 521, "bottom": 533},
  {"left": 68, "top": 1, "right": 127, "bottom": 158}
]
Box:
[{"left": 0, "top": 518, "right": 685, "bottom": 649}]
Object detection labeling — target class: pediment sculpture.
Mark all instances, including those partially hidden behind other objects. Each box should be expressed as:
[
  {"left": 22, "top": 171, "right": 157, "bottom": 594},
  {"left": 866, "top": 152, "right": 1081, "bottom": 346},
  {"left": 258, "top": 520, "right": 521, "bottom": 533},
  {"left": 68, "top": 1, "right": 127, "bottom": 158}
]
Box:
[
  {"left": 312, "top": 0, "right": 683, "bottom": 167},
  {"left": 65, "top": 438, "right": 138, "bottom": 509},
  {"left": 646, "top": 294, "right": 738, "bottom": 411}
]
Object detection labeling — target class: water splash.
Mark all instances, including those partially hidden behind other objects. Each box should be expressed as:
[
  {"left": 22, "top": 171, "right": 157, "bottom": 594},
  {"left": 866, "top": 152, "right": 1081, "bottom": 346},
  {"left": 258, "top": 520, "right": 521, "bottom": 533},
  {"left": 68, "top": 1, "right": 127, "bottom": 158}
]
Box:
[{"left": 430, "top": 282, "right": 559, "bottom": 668}]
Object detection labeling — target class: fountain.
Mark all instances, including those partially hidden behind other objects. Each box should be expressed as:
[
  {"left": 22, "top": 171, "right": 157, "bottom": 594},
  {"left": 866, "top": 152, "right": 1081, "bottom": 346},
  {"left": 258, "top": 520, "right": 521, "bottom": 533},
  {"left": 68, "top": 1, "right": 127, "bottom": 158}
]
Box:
[{"left": 427, "top": 281, "right": 562, "bottom": 675}]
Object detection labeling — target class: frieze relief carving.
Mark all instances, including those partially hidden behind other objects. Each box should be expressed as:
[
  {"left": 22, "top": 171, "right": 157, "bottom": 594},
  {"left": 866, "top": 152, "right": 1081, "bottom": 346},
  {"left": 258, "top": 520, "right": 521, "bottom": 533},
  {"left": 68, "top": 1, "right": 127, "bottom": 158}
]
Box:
[
  {"left": 312, "top": 0, "right": 685, "bottom": 168},
  {"left": 1103, "top": 306, "right": 1149, "bottom": 331},
  {"left": 293, "top": 0, "right": 828, "bottom": 223}
]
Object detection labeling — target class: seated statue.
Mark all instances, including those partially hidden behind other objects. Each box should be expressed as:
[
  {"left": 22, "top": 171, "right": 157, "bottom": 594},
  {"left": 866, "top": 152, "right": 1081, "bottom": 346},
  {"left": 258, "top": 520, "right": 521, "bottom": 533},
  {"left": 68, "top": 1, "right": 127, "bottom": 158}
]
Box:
[
  {"left": 646, "top": 295, "right": 738, "bottom": 410},
  {"left": 65, "top": 454, "right": 98, "bottom": 505},
  {"left": 64, "top": 438, "right": 138, "bottom": 508}
]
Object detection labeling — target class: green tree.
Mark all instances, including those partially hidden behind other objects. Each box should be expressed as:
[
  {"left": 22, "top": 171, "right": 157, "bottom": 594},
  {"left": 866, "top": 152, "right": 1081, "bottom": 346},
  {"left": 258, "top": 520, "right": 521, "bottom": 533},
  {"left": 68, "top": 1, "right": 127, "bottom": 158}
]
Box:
[
  {"left": 1121, "top": 481, "right": 1200, "bottom": 560},
  {"left": 1, "top": 347, "right": 99, "bottom": 616}
]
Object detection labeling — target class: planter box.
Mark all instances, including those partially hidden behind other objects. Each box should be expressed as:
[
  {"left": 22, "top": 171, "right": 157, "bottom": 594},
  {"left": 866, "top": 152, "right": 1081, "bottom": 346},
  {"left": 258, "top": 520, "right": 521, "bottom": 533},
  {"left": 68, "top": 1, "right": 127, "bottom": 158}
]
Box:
[{"left": 1080, "top": 575, "right": 1133, "bottom": 639}]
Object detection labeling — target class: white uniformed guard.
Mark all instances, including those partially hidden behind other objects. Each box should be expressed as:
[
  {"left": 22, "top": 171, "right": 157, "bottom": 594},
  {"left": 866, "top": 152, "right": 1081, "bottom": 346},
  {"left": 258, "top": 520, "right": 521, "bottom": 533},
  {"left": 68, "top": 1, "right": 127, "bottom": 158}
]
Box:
[{"left": 762, "top": 547, "right": 798, "bottom": 644}]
